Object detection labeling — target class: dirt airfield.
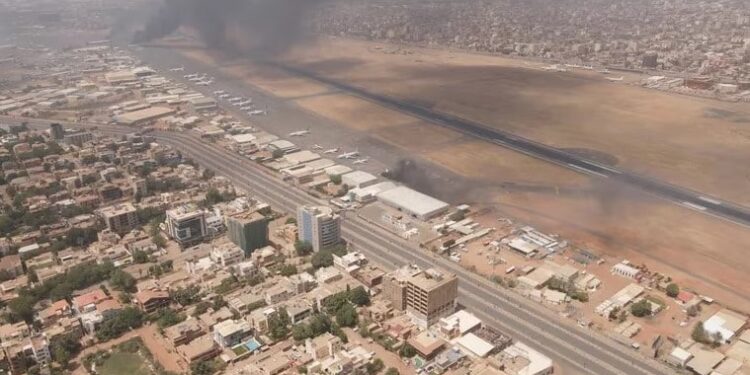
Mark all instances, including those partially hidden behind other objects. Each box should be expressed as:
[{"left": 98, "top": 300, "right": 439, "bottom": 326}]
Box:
[{"left": 170, "top": 37, "right": 750, "bottom": 312}]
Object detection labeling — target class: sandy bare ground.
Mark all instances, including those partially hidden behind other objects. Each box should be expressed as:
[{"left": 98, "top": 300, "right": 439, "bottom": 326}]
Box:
[{"left": 168, "top": 39, "right": 750, "bottom": 313}]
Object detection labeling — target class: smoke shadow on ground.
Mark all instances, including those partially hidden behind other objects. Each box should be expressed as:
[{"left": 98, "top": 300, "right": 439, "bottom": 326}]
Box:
[{"left": 296, "top": 58, "right": 366, "bottom": 76}]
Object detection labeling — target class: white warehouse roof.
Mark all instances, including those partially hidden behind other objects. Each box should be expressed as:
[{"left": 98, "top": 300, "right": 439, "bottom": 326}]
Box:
[
  {"left": 376, "top": 185, "right": 449, "bottom": 220},
  {"left": 341, "top": 170, "right": 378, "bottom": 188}
]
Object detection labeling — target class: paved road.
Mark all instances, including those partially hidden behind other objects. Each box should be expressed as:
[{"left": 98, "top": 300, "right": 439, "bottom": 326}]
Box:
[
  {"left": 269, "top": 62, "right": 750, "bottom": 229},
  {"left": 10, "top": 116, "right": 672, "bottom": 375}
]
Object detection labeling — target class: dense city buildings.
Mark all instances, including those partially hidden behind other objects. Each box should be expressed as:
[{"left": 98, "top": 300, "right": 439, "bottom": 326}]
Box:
[{"left": 314, "top": 0, "right": 750, "bottom": 85}]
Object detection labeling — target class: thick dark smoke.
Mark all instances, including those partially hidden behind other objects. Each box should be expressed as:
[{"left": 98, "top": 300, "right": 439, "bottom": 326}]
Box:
[
  {"left": 135, "top": 0, "right": 325, "bottom": 55},
  {"left": 383, "top": 159, "right": 437, "bottom": 197}
]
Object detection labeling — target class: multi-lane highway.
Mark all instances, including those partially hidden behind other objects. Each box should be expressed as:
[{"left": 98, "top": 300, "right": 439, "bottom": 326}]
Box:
[
  {"left": 270, "top": 62, "right": 750, "bottom": 229},
  {"left": 11, "top": 116, "right": 673, "bottom": 375}
]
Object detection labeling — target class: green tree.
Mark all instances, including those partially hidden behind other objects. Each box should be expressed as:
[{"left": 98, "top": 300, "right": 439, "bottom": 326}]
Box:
[
  {"left": 335, "top": 303, "right": 358, "bottom": 328},
  {"left": 294, "top": 241, "right": 313, "bottom": 256},
  {"left": 272, "top": 149, "right": 285, "bottom": 159},
  {"left": 630, "top": 299, "right": 652, "bottom": 317},
  {"left": 170, "top": 286, "right": 201, "bottom": 306},
  {"left": 311, "top": 251, "right": 333, "bottom": 269},
  {"left": 96, "top": 307, "right": 145, "bottom": 341},
  {"left": 330, "top": 174, "right": 342, "bottom": 185},
  {"left": 50, "top": 333, "right": 81, "bottom": 368},
  {"left": 190, "top": 361, "right": 215, "bottom": 375},
  {"left": 280, "top": 264, "right": 298, "bottom": 277},
  {"left": 292, "top": 324, "right": 313, "bottom": 341},
  {"left": 155, "top": 308, "right": 186, "bottom": 329},
  {"left": 385, "top": 368, "right": 400, "bottom": 375},
  {"left": 268, "top": 308, "right": 291, "bottom": 341},
  {"left": 666, "top": 283, "right": 680, "bottom": 298},
  {"left": 109, "top": 269, "right": 137, "bottom": 292},
  {"left": 366, "top": 358, "right": 384, "bottom": 375},
  {"left": 8, "top": 295, "right": 36, "bottom": 322},
  {"left": 399, "top": 343, "right": 417, "bottom": 358},
  {"left": 349, "top": 286, "right": 370, "bottom": 307},
  {"left": 132, "top": 250, "right": 149, "bottom": 264}
]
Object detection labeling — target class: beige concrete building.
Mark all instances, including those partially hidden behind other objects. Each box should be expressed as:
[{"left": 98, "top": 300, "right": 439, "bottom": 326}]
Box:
[
  {"left": 406, "top": 268, "right": 458, "bottom": 327},
  {"left": 382, "top": 264, "right": 422, "bottom": 311},
  {"left": 98, "top": 203, "right": 138, "bottom": 234}
]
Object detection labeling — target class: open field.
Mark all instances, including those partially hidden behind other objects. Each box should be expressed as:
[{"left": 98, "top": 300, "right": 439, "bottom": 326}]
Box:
[
  {"left": 98, "top": 352, "right": 153, "bottom": 375},
  {"left": 166, "top": 38, "right": 750, "bottom": 312}
]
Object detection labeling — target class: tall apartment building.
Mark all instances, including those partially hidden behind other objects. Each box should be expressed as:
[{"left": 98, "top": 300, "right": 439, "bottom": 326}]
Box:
[
  {"left": 382, "top": 264, "right": 423, "bottom": 311},
  {"left": 98, "top": 203, "right": 139, "bottom": 234},
  {"left": 227, "top": 211, "right": 269, "bottom": 256},
  {"left": 297, "top": 205, "right": 341, "bottom": 252},
  {"left": 406, "top": 268, "right": 458, "bottom": 328},
  {"left": 166, "top": 204, "right": 207, "bottom": 248},
  {"left": 49, "top": 123, "right": 64, "bottom": 140}
]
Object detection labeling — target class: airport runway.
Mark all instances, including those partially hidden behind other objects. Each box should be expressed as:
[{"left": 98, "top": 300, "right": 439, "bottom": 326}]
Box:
[
  {"left": 270, "top": 62, "right": 750, "bottom": 229},
  {"left": 10, "top": 116, "right": 674, "bottom": 375}
]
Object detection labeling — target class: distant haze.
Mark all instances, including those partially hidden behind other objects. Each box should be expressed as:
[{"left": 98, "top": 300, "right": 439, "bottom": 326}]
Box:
[{"left": 135, "top": 0, "right": 326, "bottom": 55}]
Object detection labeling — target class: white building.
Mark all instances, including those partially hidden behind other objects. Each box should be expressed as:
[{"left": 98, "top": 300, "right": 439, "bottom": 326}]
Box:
[
  {"left": 297, "top": 205, "right": 341, "bottom": 252},
  {"left": 166, "top": 205, "right": 207, "bottom": 247},
  {"left": 210, "top": 243, "right": 244, "bottom": 267},
  {"left": 376, "top": 186, "right": 449, "bottom": 220}
]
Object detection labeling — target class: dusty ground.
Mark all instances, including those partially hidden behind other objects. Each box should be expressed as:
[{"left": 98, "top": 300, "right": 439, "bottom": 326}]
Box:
[{"left": 165, "top": 38, "right": 750, "bottom": 313}]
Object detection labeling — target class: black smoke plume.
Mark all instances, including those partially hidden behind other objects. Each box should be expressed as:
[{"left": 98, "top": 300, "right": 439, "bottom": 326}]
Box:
[{"left": 134, "top": 0, "right": 325, "bottom": 55}]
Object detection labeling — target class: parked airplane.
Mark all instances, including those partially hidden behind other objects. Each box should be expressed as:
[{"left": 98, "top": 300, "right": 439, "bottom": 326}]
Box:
[
  {"left": 324, "top": 148, "right": 340, "bottom": 154},
  {"left": 248, "top": 110, "right": 267, "bottom": 116},
  {"left": 213, "top": 90, "right": 225, "bottom": 95},
  {"left": 170, "top": 66, "right": 185, "bottom": 72},
  {"left": 312, "top": 144, "right": 323, "bottom": 150},
  {"left": 338, "top": 150, "right": 359, "bottom": 159},
  {"left": 353, "top": 158, "right": 369, "bottom": 165},
  {"left": 606, "top": 76, "right": 624, "bottom": 82},
  {"left": 289, "top": 129, "right": 310, "bottom": 137}
]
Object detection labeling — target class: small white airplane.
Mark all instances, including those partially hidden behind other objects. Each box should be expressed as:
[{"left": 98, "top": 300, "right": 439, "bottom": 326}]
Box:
[
  {"left": 219, "top": 94, "right": 230, "bottom": 99},
  {"left": 196, "top": 81, "right": 210, "bottom": 86},
  {"left": 353, "top": 158, "right": 369, "bottom": 165},
  {"left": 312, "top": 144, "right": 323, "bottom": 150},
  {"left": 289, "top": 129, "right": 310, "bottom": 137},
  {"left": 338, "top": 150, "right": 359, "bottom": 159},
  {"left": 606, "top": 76, "right": 624, "bottom": 82},
  {"left": 170, "top": 66, "right": 185, "bottom": 72},
  {"left": 248, "top": 110, "right": 267, "bottom": 116},
  {"left": 324, "top": 148, "right": 340, "bottom": 154},
  {"left": 213, "top": 90, "right": 225, "bottom": 95},
  {"left": 184, "top": 74, "right": 197, "bottom": 79},
  {"left": 239, "top": 105, "right": 253, "bottom": 111}
]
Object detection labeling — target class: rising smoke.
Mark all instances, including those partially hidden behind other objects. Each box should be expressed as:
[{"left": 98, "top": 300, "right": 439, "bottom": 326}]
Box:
[{"left": 135, "top": 0, "right": 326, "bottom": 55}]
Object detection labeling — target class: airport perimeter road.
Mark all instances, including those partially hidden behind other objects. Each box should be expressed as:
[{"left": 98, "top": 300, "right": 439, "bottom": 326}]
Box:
[
  {"left": 8, "top": 115, "right": 671, "bottom": 375},
  {"left": 271, "top": 63, "right": 750, "bottom": 229}
]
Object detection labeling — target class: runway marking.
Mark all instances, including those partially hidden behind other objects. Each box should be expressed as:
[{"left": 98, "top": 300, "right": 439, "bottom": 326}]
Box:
[
  {"left": 682, "top": 202, "right": 707, "bottom": 211},
  {"left": 699, "top": 196, "right": 722, "bottom": 205},
  {"left": 567, "top": 163, "right": 609, "bottom": 178},
  {"left": 583, "top": 160, "right": 622, "bottom": 174}
]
